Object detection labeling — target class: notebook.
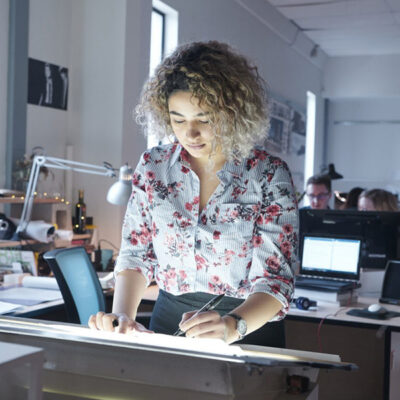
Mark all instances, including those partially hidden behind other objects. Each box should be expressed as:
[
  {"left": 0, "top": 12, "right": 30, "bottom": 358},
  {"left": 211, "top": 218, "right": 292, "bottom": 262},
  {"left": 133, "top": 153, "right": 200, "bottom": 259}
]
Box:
[{"left": 295, "top": 235, "right": 361, "bottom": 293}]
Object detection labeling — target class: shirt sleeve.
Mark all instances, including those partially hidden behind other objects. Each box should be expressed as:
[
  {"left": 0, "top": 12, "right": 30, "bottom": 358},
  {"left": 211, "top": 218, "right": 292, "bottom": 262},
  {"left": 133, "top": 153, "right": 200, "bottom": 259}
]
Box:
[
  {"left": 248, "top": 159, "right": 299, "bottom": 320},
  {"left": 114, "top": 152, "right": 158, "bottom": 286}
]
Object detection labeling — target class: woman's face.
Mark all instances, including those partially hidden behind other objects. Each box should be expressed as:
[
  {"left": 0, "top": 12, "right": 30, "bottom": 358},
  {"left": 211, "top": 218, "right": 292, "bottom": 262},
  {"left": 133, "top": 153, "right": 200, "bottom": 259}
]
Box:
[
  {"left": 168, "top": 91, "right": 222, "bottom": 163},
  {"left": 358, "top": 196, "right": 376, "bottom": 211}
]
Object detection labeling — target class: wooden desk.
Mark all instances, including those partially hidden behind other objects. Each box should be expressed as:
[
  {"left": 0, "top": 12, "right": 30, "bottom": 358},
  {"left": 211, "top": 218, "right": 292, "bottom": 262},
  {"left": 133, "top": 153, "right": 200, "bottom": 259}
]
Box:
[{"left": 286, "top": 297, "right": 400, "bottom": 400}]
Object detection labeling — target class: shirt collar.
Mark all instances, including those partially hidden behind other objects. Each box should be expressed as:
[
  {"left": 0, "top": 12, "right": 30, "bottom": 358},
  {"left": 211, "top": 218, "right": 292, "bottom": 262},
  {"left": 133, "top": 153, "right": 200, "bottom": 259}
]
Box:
[
  {"left": 169, "top": 143, "right": 247, "bottom": 183},
  {"left": 169, "top": 143, "right": 190, "bottom": 169}
]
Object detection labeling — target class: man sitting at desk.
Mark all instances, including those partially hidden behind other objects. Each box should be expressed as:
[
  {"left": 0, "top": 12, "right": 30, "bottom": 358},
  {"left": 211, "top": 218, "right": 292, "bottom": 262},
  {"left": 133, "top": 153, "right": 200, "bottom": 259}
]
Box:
[{"left": 302, "top": 174, "right": 332, "bottom": 210}]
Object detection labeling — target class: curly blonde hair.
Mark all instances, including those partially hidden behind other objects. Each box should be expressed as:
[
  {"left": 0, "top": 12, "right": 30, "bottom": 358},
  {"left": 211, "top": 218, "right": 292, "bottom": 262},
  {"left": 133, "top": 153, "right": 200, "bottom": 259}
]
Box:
[{"left": 135, "top": 40, "right": 269, "bottom": 161}]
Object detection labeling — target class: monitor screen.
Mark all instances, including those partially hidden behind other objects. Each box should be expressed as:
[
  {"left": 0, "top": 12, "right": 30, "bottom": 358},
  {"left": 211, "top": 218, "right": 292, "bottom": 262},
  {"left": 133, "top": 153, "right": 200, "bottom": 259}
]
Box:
[
  {"left": 380, "top": 260, "right": 400, "bottom": 304},
  {"left": 300, "top": 209, "right": 400, "bottom": 269},
  {"left": 301, "top": 235, "right": 361, "bottom": 280}
]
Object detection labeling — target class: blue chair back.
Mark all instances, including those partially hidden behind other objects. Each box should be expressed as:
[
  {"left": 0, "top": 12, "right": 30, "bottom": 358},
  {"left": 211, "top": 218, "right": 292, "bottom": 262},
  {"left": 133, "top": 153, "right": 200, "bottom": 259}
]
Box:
[{"left": 43, "top": 247, "right": 106, "bottom": 324}]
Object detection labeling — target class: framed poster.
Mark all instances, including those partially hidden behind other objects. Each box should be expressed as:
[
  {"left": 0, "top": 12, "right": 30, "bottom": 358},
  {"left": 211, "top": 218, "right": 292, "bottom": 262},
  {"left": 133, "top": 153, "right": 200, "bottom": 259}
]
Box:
[
  {"left": 267, "top": 99, "right": 291, "bottom": 153},
  {"left": 28, "top": 58, "right": 69, "bottom": 110},
  {"left": 265, "top": 97, "right": 306, "bottom": 196}
]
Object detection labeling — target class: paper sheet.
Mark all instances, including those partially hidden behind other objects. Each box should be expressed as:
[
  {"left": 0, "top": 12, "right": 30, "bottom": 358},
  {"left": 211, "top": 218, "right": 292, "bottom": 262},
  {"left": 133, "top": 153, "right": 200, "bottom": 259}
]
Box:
[
  {"left": 22, "top": 276, "right": 59, "bottom": 290},
  {"left": 0, "top": 287, "right": 62, "bottom": 305},
  {"left": 25, "top": 220, "right": 55, "bottom": 243},
  {"left": 56, "top": 229, "right": 73, "bottom": 241},
  {"left": 99, "top": 272, "right": 115, "bottom": 289},
  {"left": 0, "top": 301, "right": 23, "bottom": 314},
  {"left": 10, "top": 218, "right": 55, "bottom": 243}
]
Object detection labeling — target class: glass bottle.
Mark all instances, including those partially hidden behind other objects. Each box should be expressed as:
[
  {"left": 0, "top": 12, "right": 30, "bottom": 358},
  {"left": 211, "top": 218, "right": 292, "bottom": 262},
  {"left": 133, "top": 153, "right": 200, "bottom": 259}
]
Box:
[{"left": 74, "top": 189, "right": 86, "bottom": 233}]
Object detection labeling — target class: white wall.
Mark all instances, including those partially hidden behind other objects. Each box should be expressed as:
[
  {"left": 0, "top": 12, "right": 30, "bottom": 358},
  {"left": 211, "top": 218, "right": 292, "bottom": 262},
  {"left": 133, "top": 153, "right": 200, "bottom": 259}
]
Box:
[
  {"left": 27, "top": 0, "right": 71, "bottom": 160},
  {"left": 326, "top": 98, "right": 400, "bottom": 194},
  {"left": 324, "top": 55, "right": 400, "bottom": 99},
  {"left": 67, "top": 0, "right": 126, "bottom": 246},
  {"left": 0, "top": 0, "right": 9, "bottom": 188},
  {"left": 323, "top": 55, "right": 400, "bottom": 196}
]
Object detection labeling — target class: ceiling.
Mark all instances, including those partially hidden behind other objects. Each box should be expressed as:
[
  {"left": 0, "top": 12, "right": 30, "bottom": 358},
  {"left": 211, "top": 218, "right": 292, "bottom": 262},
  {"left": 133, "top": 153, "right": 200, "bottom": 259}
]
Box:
[{"left": 267, "top": 0, "right": 400, "bottom": 57}]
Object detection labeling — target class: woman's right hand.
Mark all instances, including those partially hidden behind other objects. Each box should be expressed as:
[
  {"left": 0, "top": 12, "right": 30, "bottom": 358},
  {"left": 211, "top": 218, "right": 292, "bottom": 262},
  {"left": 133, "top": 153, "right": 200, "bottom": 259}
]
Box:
[{"left": 88, "top": 311, "right": 153, "bottom": 334}]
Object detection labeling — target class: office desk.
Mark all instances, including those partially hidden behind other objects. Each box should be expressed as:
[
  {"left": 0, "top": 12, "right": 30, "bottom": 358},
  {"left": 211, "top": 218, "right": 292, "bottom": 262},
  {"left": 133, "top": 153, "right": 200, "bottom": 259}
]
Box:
[
  {"left": 286, "top": 297, "right": 400, "bottom": 400},
  {"left": 2, "top": 284, "right": 152, "bottom": 324},
  {"left": 1, "top": 285, "right": 114, "bottom": 321}
]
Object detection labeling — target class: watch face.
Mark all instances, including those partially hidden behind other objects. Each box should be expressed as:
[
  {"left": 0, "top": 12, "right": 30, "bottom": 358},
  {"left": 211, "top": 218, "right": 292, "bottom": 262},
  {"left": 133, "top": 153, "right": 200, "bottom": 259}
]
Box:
[{"left": 237, "top": 319, "right": 247, "bottom": 336}]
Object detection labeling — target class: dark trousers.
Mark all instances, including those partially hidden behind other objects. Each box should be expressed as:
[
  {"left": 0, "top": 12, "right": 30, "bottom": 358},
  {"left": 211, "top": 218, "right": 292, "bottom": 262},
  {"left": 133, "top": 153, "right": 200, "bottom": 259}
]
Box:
[{"left": 149, "top": 290, "right": 285, "bottom": 348}]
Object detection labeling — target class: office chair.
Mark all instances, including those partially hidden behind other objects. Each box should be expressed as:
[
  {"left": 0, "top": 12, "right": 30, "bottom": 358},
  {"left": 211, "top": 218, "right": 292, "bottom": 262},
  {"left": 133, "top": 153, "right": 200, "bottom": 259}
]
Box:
[{"left": 43, "top": 246, "right": 106, "bottom": 324}]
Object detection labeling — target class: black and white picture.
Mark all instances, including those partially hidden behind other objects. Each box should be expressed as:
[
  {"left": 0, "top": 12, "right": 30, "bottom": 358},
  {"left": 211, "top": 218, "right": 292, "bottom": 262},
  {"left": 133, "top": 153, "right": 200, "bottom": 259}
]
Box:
[
  {"left": 265, "top": 97, "right": 306, "bottom": 195},
  {"left": 267, "top": 99, "right": 291, "bottom": 153},
  {"left": 28, "top": 58, "right": 68, "bottom": 110},
  {"left": 288, "top": 109, "right": 306, "bottom": 156}
]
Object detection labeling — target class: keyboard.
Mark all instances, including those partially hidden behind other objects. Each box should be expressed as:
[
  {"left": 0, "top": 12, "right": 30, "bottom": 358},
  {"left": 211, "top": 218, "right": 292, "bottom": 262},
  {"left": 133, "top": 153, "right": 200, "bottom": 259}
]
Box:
[{"left": 295, "top": 276, "right": 357, "bottom": 292}]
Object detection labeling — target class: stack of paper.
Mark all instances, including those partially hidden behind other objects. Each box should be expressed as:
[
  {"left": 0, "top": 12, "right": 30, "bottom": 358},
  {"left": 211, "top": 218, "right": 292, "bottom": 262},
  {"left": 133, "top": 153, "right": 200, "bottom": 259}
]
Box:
[
  {"left": 0, "top": 276, "right": 62, "bottom": 311},
  {"left": 294, "top": 287, "right": 357, "bottom": 306}
]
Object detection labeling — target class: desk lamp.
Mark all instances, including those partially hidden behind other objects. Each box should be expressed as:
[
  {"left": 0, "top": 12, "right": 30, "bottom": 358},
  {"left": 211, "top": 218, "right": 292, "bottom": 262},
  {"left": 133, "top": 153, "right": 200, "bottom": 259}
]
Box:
[
  {"left": 321, "top": 163, "right": 343, "bottom": 180},
  {"left": 14, "top": 155, "right": 132, "bottom": 239},
  {"left": 106, "top": 164, "right": 133, "bottom": 205}
]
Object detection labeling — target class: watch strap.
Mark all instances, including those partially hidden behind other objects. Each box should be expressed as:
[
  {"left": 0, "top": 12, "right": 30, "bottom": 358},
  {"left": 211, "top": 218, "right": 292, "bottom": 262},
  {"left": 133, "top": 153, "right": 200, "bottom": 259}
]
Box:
[{"left": 227, "top": 313, "right": 246, "bottom": 339}]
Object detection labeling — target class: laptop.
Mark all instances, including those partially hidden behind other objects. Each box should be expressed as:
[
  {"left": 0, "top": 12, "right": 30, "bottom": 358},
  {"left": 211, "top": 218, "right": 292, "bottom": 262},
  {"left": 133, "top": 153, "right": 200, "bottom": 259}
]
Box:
[{"left": 295, "top": 235, "right": 362, "bottom": 292}]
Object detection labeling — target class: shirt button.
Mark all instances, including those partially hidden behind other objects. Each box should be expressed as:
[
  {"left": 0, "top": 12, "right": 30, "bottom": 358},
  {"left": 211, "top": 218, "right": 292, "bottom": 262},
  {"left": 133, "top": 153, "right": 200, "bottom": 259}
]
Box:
[{"left": 195, "top": 239, "right": 201, "bottom": 249}]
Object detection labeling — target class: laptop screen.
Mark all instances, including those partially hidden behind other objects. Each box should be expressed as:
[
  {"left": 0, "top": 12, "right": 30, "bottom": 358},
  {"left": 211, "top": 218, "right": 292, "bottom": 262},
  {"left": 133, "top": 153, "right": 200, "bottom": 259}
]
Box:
[{"left": 300, "top": 235, "right": 361, "bottom": 280}]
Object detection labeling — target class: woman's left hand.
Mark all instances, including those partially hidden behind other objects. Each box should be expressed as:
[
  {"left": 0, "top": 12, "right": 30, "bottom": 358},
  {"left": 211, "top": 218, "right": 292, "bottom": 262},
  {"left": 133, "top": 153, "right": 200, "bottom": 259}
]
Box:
[{"left": 178, "top": 310, "right": 232, "bottom": 341}]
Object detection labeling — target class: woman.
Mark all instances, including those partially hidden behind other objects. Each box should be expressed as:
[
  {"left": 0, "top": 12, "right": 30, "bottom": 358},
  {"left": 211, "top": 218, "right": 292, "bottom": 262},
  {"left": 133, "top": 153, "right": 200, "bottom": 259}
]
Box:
[
  {"left": 89, "top": 41, "right": 298, "bottom": 346},
  {"left": 341, "top": 187, "right": 364, "bottom": 210},
  {"left": 358, "top": 189, "right": 399, "bottom": 212}
]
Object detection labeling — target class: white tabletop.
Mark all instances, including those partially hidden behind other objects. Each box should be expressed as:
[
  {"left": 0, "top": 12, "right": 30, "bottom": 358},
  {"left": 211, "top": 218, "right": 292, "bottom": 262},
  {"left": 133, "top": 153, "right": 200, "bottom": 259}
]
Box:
[{"left": 288, "top": 296, "right": 400, "bottom": 329}]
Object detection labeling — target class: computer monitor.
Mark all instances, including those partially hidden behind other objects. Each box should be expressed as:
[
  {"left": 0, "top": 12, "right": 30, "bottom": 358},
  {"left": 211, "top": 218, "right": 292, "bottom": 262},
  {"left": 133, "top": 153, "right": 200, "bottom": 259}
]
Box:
[{"left": 299, "top": 209, "right": 400, "bottom": 269}]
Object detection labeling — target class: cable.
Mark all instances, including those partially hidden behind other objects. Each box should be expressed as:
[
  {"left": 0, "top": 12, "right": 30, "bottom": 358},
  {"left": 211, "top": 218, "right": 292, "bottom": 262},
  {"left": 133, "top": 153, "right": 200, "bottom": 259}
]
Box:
[{"left": 317, "top": 307, "right": 345, "bottom": 353}]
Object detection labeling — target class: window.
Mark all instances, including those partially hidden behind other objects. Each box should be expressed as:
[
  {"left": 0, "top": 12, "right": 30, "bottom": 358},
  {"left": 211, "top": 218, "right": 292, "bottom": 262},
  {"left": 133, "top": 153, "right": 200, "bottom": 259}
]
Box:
[
  {"left": 304, "top": 91, "right": 316, "bottom": 188},
  {"left": 148, "top": 1, "right": 178, "bottom": 149},
  {"left": 149, "top": 8, "right": 165, "bottom": 76}
]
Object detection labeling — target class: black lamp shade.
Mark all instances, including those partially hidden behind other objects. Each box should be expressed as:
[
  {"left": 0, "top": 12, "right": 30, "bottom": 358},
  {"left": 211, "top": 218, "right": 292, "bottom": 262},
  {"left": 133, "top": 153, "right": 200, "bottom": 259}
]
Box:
[{"left": 323, "top": 163, "right": 343, "bottom": 180}]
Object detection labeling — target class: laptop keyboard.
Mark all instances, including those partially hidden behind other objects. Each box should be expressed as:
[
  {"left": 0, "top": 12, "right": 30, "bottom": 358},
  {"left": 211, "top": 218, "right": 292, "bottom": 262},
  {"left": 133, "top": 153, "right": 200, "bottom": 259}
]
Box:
[
  {"left": 296, "top": 277, "right": 345, "bottom": 286},
  {"left": 295, "top": 276, "right": 358, "bottom": 292}
]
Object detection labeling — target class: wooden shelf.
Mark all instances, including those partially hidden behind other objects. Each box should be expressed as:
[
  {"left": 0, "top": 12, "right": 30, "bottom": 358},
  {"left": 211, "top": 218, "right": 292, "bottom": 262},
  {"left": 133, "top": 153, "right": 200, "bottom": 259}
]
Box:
[
  {"left": 0, "top": 198, "right": 64, "bottom": 204},
  {"left": 0, "top": 234, "right": 91, "bottom": 249},
  {"left": 0, "top": 240, "right": 37, "bottom": 248}
]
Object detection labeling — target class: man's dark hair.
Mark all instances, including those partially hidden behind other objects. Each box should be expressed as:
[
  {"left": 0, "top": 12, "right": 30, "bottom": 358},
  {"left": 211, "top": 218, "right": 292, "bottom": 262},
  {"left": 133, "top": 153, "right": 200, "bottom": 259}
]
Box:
[{"left": 306, "top": 174, "right": 331, "bottom": 192}]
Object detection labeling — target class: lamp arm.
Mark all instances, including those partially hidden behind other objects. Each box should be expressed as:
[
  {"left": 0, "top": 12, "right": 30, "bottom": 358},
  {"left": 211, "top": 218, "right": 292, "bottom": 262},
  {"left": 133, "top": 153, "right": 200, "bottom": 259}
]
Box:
[
  {"left": 42, "top": 156, "right": 116, "bottom": 177},
  {"left": 16, "top": 156, "right": 43, "bottom": 234},
  {"left": 15, "top": 155, "right": 116, "bottom": 236}
]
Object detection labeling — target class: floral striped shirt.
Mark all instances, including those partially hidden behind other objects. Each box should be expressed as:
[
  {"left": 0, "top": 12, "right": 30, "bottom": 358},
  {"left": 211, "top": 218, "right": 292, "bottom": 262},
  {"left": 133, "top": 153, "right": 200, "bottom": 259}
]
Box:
[{"left": 115, "top": 143, "right": 299, "bottom": 320}]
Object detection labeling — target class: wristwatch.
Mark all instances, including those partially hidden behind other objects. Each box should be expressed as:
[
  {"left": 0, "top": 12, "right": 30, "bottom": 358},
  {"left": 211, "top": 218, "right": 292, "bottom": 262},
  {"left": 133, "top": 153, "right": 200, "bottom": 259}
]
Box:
[{"left": 228, "top": 313, "right": 247, "bottom": 339}]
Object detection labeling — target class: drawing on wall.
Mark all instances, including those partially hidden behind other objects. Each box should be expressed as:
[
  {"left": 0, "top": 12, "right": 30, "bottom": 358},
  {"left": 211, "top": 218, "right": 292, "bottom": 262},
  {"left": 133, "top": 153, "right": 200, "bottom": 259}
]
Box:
[
  {"left": 267, "top": 99, "right": 291, "bottom": 153},
  {"left": 288, "top": 110, "right": 306, "bottom": 156},
  {"left": 28, "top": 58, "right": 68, "bottom": 110},
  {"left": 265, "top": 97, "right": 306, "bottom": 195}
]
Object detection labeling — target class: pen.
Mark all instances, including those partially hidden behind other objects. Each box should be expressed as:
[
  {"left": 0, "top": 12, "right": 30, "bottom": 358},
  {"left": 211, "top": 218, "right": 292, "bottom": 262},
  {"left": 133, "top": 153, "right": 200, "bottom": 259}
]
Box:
[{"left": 173, "top": 293, "right": 225, "bottom": 336}]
